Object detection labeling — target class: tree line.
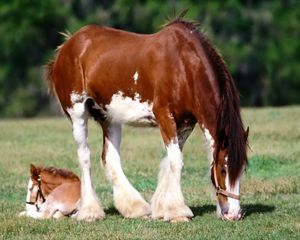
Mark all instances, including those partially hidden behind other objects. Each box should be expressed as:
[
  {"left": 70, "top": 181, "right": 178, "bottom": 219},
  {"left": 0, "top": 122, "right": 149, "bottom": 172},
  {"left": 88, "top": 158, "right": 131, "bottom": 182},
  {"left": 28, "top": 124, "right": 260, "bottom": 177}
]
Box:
[{"left": 0, "top": 0, "right": 299, "bottom": 117}]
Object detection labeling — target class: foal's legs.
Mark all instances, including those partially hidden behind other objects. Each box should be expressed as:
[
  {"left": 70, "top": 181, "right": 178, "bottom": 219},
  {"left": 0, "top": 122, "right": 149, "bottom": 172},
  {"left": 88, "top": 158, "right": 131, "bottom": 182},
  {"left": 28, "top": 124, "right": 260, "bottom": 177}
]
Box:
[
  {"left": 101, "top": 123, "right": 151, "bottom": 218},
  {"left": 67, "top": 100, "right": 105, "bottom": 221},
  {"left": 151, "top": 109, "right": 193, "bottom": 222}
]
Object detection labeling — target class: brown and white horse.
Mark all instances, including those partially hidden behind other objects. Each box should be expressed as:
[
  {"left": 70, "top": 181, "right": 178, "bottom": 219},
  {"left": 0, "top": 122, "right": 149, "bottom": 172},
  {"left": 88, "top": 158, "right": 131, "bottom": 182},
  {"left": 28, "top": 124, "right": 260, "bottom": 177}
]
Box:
[
  {"left": 19, "top": 164, "right": 80, "bottom": 219},
  {"left": 47, "top": 18, "right": 248, "bottom": 222}
]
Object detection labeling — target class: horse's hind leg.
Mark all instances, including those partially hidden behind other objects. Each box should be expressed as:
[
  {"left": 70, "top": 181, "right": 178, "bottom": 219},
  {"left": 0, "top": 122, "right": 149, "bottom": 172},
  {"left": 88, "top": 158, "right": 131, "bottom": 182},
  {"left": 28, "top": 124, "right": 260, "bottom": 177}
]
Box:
[
  {"left": 151, "top": 108, "right": 193, "bottom": 222},
  {"left": 101, "top": 123, "right": 151, "bottom": 218},
  {"left": 67, "top": 97, "right": 105, "bottom": 221}
]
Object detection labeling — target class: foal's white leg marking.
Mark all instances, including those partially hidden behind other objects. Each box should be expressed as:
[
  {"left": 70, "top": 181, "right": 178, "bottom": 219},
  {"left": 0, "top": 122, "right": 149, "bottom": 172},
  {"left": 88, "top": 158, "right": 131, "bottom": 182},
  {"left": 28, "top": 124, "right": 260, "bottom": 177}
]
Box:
[
  {"left": 104, "top": 123, "right": 151, "bottom": 218},
  {"left": 67, "top": 99, "right": 104, "bottom": 221},
  {"left": 151, "top": 140, "right": 193, "bottom": 221}
]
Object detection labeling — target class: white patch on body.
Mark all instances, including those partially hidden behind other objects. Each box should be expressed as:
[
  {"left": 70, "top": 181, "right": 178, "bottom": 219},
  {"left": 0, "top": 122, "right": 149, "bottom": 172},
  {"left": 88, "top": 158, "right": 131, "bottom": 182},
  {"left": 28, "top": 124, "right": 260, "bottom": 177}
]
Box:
[
  {"left": 133, "top": 71, "right": 139, "bottom": 84},
  {"left": 151, "top": 140, "right": 193, "bottom": 220},
  {"left": 70, "top": 91, "right": 87, "bottom": 104},
  {"left": 67, "top": 95, "right": 105, "bottom": 220},
  {"left": 104, "top": 124, "right": 150, "bottom": 218},
  {"left": 105, "top": 92, "right": 157, "bottom": 126}
]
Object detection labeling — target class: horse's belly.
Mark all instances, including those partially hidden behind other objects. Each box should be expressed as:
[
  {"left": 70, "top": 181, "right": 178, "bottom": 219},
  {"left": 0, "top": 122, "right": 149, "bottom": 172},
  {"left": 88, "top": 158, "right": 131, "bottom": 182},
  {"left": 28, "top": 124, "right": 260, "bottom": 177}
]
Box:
[{"left": 105, "top": 92, "right": 157, "bottom": 127}]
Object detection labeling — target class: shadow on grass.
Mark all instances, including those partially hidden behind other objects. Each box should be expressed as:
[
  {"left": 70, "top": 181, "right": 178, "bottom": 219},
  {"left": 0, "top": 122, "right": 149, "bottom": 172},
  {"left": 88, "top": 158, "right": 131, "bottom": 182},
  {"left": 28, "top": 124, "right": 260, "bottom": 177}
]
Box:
[
  {"left": 105, "top": 207, "right": 120, "bottom": 216},
  {"left": 243, "top": 204, "right": 275, "bottom": 217},
  {"left": 105, "top": 204, "right": 275, "bottom": 219},
  {"left": 191, "top": 204, "right": 275, "bottom": 218},
  {"left": 191, "top": 205, "right": 215, "bottom": 216}
]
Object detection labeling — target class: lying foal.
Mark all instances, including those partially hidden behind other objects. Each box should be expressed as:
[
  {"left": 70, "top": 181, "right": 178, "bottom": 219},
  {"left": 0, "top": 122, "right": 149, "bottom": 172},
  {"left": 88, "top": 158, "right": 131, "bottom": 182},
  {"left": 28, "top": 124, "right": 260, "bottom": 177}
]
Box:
[{"left": 19, "top": 164, "right": 80, "bottom": 219}]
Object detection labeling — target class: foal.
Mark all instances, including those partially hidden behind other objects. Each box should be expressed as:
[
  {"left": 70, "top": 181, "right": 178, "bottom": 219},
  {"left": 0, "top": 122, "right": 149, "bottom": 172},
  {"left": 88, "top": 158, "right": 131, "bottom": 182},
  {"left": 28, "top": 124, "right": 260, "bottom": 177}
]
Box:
[{"left": 19, "top": 164, "right": 80, "bottom": 219}]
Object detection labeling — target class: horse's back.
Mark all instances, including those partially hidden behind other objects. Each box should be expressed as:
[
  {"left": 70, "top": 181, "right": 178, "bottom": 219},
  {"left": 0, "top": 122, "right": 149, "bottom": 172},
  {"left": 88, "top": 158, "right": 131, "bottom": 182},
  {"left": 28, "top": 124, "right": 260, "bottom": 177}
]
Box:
[{"left": 49, "top": 22, "right": 212, "bottom": 124}]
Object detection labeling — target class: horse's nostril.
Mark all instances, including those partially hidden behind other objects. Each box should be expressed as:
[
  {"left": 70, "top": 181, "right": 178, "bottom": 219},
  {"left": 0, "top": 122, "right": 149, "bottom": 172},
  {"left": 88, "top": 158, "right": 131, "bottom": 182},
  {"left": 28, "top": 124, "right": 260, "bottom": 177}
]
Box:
[{"left": 221, "top": 207, "right": 229, "bottom": 216}]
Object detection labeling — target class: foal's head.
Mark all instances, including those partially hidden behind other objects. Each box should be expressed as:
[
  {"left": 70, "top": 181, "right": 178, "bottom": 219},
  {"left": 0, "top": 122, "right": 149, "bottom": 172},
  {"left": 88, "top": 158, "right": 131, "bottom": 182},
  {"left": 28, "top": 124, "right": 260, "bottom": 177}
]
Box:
[
  {"left": 25, "top": 164, "right": 47, "bottom": 211},
  {"left": 25, "top": 164, "right": 80, "bottom": 211}
]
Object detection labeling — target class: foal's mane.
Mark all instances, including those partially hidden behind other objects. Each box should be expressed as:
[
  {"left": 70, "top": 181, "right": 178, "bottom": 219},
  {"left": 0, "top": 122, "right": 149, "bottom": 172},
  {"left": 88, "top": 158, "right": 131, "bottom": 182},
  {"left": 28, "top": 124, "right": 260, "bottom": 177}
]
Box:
[
  {"left": 39, "top": 166, "right": 80, "bottom": 181},
  {"left": 165, "top": 17, "right": 248, "bottom": 186}
]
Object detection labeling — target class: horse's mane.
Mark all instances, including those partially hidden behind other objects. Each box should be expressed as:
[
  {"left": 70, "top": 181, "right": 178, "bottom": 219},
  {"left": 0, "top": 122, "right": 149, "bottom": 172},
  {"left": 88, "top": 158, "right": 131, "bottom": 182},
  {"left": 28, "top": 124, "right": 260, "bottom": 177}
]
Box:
[
  {"left": 38, "top": 166, "right": 80, "bottom": 182},
  {"left": 165, "top": 17, "right": 248, "bottom": 186}
]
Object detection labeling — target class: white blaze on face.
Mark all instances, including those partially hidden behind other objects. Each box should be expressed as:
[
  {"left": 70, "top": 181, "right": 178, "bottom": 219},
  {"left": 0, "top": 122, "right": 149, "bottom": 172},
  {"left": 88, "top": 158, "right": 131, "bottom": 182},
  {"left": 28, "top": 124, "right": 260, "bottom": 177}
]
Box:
[
  {"left": 224, "top": 161, "right": 241, "bottom": 220},
  {"left": 25, "top": 179, "right": 38, "bottom": 212},
  {"left": 133, "top": 71, "right": 139, "bottom": 84},
  {"left": 105, "top": 92, "right": 156, "bottom": 126}
]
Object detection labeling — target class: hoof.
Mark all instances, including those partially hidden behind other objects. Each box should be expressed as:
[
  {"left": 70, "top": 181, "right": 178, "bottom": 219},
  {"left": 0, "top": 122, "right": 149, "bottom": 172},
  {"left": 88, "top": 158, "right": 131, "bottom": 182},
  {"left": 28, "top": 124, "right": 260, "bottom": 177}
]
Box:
[
  {"left": 18, "top": 211, "right": 26, "bottom": 217},
  {"left": 76, "top": 205, "right": 105, "bottom": 221},
  {"left": 170, "top": 216, "right": 190, "bottom": 223},
  {"left": 118, "top": 200, "right": 151, "bottom": 218},
  {"left": 151, "top": 202, "right": 194, "bottom": 221}
]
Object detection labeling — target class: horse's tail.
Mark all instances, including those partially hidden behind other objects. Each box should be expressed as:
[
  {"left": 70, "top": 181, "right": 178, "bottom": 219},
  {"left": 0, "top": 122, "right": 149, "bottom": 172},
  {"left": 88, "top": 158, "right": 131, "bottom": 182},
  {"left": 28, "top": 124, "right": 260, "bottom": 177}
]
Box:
[
  {"left": 215, "top": 66, "right": 248, "bottom": 187},
  {"left": 46, "top": 60, "right": 56, "bottom": 97},
  {"left": 46, "top": 31, "right": 71, "bottom": 98}
]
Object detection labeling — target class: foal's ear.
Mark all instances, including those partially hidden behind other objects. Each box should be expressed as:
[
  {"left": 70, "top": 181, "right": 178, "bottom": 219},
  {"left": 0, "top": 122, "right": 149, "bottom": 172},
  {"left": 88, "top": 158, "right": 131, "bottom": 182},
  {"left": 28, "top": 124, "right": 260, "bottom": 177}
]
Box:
[
  {"left": 244, "top": 127, "right": 249, "bottom": 141},
  {"left": 30, "top": 164, "right": 39, "bottom": 179}
]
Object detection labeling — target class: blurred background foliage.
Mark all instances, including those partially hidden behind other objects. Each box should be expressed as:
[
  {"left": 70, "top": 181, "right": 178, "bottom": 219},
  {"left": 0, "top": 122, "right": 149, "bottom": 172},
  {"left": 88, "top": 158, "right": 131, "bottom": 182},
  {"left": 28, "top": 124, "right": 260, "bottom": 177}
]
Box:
[{"left": 0, "top": 0, "right": 299, "bottom": 117}]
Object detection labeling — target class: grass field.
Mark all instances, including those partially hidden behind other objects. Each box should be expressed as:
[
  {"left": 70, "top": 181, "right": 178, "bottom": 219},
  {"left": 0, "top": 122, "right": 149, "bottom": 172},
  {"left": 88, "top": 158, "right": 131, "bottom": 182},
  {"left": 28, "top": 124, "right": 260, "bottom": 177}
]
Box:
[{"left": 0, "top": 107, "right": 299, "bottom": 239}]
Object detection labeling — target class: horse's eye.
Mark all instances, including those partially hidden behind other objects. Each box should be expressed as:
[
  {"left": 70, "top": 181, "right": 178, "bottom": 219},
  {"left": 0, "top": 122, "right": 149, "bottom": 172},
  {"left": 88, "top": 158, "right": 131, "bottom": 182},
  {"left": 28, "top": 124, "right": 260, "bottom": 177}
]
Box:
[{"left": 221, "top": 169, "right": 226, "bottom": 176}]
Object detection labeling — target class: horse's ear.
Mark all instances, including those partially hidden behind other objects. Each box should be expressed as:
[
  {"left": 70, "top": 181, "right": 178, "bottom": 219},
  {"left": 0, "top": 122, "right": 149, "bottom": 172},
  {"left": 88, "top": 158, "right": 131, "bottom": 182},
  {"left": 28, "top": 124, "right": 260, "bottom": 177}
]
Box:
[
  {"left": 244, "top": 127, "right": 249, "bottom": 141},
  {"left": 30, "top": 164, "right": 39, "bottom": 179}
]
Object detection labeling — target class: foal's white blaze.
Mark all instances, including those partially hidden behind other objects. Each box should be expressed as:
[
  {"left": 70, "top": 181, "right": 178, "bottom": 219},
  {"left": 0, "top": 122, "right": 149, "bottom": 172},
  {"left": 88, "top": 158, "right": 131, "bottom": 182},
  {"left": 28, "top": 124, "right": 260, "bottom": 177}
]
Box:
[
  {"left": 133, "top": 71, "right": 139, "bottom": 84},
  {"left": 25, "top": 179, "right": 36, "bottom": 212},
  {"left": 105, "top": 91, "right": 156, "bottom": 126}
]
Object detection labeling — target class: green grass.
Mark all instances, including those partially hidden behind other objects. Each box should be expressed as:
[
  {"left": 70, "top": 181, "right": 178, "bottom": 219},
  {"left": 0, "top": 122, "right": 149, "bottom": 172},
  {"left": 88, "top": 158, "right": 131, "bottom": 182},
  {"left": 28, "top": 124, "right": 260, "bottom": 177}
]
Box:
[{"left": 0, "top": 107, "right": 300, "bottom": 239}]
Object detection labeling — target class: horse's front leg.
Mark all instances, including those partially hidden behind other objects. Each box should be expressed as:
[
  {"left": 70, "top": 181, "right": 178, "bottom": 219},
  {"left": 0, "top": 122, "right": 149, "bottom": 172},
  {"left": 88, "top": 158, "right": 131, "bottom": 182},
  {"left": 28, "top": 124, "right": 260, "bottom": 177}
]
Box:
[
  {"left": 151, "top": 107, "right": 193, "bottom": 222},
  {"left": 67, "top": 100, "right": 105, "bottom": 221},
  {"left": 101, "top": 123, "right": 151, "bottom": 218}
]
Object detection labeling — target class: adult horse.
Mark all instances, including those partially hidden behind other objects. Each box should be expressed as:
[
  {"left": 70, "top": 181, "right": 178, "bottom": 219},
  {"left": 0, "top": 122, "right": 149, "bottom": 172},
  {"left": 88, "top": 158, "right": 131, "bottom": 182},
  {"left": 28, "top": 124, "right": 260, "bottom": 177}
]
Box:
[{"left": 47, "top": 17, "right": 248, "bottom": 222}]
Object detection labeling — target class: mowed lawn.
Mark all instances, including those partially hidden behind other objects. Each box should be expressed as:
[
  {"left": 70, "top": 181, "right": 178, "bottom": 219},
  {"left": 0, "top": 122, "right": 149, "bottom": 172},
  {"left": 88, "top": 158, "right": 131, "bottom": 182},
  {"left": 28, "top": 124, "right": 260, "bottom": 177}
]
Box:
[{"left": 0, "top": 107, "right": 299, "bottom": 239}]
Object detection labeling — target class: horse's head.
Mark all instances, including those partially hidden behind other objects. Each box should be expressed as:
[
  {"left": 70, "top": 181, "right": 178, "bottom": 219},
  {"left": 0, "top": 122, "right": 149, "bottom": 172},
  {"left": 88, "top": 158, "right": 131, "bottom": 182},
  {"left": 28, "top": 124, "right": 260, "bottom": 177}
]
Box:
[
  {"left": 210, "top": 127, "right": 249, "bottom": 221},
  {"left": 25, "top": 164, "right": 46, "bottom": 211}
]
